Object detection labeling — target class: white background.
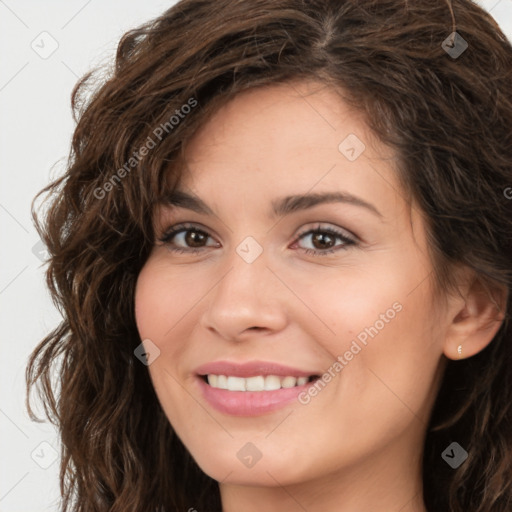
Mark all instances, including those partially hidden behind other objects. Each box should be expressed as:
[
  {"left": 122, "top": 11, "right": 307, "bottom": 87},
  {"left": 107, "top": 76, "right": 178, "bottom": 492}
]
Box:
[{"left": 1, "top": 1, "right": 511, "bottom": 510}]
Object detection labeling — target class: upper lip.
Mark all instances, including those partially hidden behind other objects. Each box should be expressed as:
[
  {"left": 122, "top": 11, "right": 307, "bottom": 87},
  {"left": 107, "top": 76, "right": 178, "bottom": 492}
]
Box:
[{"left": 195, "top": 360, "right": 319, "bottom": 378}]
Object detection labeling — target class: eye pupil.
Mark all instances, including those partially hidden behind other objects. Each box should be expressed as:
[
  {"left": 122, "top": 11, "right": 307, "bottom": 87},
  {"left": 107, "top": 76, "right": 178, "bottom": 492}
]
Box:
[
  {"left": 186, "top": 230, "right": 206, "bottom": 247},
  {"left": 312, "top": 232, "right": 334, "bottom": 249}
]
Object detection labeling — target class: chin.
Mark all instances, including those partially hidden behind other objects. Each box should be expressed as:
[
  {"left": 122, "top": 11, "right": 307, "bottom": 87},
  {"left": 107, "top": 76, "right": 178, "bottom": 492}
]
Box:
[{"left": 184, "top": 437, "right": 316, "bottom": 487}]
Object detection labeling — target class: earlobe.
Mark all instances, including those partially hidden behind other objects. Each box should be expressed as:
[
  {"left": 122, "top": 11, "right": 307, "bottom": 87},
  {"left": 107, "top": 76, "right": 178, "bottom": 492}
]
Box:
[{"left": 443, "top": 274, "right": 508, "bottom": 360}]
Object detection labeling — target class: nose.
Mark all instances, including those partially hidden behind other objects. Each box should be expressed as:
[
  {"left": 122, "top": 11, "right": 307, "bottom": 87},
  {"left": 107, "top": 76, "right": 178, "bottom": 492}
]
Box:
[{"left": 199, "top": 246, "right": 288, "bottom": 342}]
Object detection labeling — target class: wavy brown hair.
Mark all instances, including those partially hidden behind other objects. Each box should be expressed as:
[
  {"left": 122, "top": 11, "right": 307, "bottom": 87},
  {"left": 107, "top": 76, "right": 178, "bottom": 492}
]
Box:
[{"left": 26, "top": 0, "right": 512, "bottom": 511}]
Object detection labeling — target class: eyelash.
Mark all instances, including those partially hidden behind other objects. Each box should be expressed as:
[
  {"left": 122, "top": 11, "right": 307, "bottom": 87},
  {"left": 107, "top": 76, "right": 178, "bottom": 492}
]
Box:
[{"left": 158, "top": 222, "right": 357, "bottom": 256}]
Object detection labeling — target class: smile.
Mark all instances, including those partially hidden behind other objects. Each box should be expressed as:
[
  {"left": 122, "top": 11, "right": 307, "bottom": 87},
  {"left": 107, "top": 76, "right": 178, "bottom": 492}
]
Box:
[
  {"left": 193, "top": 360, "right": 321, "bottom": 416},
  {"left": 204, "top": 374, "right": 315, "bottom": 391}
]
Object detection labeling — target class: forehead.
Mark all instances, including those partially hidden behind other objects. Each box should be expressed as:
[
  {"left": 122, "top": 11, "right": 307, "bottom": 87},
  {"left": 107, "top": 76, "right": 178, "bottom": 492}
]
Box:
[
  {"left": 172, "top": 80, "right": 408, "bottom": 223},
  {"left": 184, "top": 80, "right": 379, "bottom": 165}
]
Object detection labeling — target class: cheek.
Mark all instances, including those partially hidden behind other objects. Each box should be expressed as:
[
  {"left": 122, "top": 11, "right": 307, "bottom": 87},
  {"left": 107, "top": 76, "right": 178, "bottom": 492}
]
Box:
[
  {"left": 134, "top": 259, "right": 201, "bottom": 417},
  {"left": 134, "top": 259, "right": 188, "bottom": 387},
  {"left": 134, "top": 264, "right": 164, "bottom": 342},
  {"left": 332, "top": 283, "right": 442, "bottom": 427},
  {"left": 285, "top": 256, "right": 443, "bottom": 412},
  {"left": 134, "top": 256, "right": 202, "bottom": 342},
  {"left": 134, "top": 256, "right": 217, "bottom": 398}
]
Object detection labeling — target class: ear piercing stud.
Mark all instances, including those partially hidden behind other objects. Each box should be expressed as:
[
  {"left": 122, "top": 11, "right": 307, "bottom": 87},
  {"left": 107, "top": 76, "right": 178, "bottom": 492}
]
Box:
[{"left": 457, "top": 344, "right": 462, "bottom": 358}]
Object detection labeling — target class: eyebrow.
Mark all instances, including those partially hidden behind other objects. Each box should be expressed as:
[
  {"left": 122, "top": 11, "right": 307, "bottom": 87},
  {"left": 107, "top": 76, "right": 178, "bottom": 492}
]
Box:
[{"left": 162, "top": 190, "right": 383, "bottom": 219}]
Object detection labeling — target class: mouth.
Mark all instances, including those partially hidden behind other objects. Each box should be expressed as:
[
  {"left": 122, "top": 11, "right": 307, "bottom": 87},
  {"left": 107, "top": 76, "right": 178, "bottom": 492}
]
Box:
[
  {"left": 199, "top": 374, "right": 320, "bottom": 391},
  {"left": 193, "top": 360, "right": 322, "bottom": 416}
]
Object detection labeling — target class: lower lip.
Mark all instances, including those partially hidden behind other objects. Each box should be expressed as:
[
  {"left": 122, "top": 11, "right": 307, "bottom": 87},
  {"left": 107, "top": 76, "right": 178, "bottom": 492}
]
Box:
[{"left": 196, "top": 376, "right": 315, "bottom": 416}]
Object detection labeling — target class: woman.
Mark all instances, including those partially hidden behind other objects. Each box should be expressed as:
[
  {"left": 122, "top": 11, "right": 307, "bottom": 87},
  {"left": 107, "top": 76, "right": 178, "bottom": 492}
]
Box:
[{"left": 26, "top": 0, "right": 512, "bottom": 511}]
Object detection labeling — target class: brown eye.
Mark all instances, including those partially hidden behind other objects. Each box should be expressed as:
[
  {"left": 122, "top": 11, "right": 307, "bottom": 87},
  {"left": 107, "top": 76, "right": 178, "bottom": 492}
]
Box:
[
  {"left": 159, "top": 224, "right": 220, "bottom": 254},
  {"left": 310, "top": 232, "right": 336, "bottom": 250},
  {"left": 294, "top": 226, "right": 356, "bottom": 256},
  {"left": 184, "top": 229, "right": 208, "bottom": 247}
]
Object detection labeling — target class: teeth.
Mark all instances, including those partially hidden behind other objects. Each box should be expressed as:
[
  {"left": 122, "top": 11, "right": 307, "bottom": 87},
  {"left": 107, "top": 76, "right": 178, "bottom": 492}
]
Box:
[
  {"left": 227, "top": 376, "right": 245, "bottom": 391},
  {"left": 281, "top": 376, "right": 297, "bottom": 388},
  {"left": 207, "top": 374, "right": 218, "bottom": 387},
  {"left": 246, "top": 376, "right": 265, "bottom": 391},
  {"left": 218, "top": 375, "right": 228, "bottom": 389},
  {"left": 205, "top": 374, "right": 312, "bottom": 391},
  {"left": 265, "top": 375, "right": 281, "bottom": 390}
]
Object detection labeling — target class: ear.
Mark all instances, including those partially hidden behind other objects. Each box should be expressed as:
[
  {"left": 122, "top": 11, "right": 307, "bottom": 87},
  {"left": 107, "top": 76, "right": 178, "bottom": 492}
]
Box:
[{"left": 443, "top": 271, "right": 508, "bottom": 360}]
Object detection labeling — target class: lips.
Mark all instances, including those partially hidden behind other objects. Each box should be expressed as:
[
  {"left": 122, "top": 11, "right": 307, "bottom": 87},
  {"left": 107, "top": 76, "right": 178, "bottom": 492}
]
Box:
[{"left": 193, "top": 360, "right": 321, "bottom": 416}]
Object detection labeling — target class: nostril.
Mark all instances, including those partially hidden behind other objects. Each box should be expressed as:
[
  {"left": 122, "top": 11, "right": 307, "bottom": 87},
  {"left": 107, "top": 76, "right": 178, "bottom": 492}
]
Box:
[{"left": 245, "top": 326, "right": 266, "bottom": 332}]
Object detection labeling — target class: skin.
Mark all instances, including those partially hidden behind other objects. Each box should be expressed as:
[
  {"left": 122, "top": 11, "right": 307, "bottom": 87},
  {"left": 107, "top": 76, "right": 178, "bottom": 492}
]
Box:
[{"left": 134, "top": 80, "right": 506, "bottom": 512}]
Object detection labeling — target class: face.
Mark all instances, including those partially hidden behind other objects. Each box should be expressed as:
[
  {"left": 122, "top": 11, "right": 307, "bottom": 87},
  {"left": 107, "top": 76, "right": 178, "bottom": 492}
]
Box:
[{"left": 135, "top": 80, "right": 448, "bottom": 490}]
